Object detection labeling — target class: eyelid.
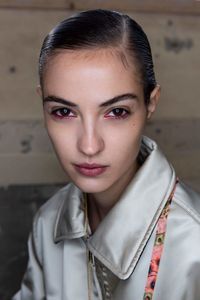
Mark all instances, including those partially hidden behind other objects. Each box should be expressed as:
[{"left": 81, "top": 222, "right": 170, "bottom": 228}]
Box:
[
  {"left": 51, "top": 106, "right": 76, "bottom": 114},
  {"left": 109, "top": 104, "right": 130, "bottom": 109},
  {"left": 105, "top": 107, "right": 131, "bottom": 119},
  {"left": 46, "top": 103, "right": 131, "bottom": 111},
  {"left": 47, "top": 104, "right": 132, "bottom": 118},
  {"left": 105, "top": 105, "right": 131, "bottom": 113},
  {"left": 48, "top": 106, "right": 76, "bottom": 120}
]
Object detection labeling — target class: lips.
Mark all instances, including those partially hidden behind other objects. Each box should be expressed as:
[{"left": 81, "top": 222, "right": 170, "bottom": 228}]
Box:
[
  {"left": 75, "top": 163, "right": 107, "bottom": 169},
  {"left": 73, "top": 163, "right": 108, "bottom": 176}
]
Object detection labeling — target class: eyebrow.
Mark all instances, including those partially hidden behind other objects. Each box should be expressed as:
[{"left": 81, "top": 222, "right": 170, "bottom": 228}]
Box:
[{"left": 43, "top": 93, "right": 138, "bottom": 108}]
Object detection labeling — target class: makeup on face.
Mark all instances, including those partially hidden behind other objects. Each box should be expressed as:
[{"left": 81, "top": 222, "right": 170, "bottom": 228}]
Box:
[
  {"left": 43, "top": 93, "right": 139, "bottom": 122},
  {"left": 42, "top": 50, "right": 149, "bottom": 201},
  {"left": 73, "top": 164, "right": 108, "bottom": 177}
]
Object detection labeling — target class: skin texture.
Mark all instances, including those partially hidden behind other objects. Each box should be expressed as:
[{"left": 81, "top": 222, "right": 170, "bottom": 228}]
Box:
[{"left": 39, "top": 48, "right": 160, "bottom": 232}]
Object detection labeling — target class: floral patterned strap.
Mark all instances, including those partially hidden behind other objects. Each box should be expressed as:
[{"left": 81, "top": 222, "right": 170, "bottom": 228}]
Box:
[{"left": 143, "top": 178, "right": 179, "bottom": 300}]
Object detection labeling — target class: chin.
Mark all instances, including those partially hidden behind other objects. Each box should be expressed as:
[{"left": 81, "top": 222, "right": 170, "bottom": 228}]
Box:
[{"left": 72, "top": 177, "right": 111, "bottom": 194}]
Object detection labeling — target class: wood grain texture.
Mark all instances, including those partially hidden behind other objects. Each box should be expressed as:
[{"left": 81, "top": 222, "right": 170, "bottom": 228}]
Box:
[
  {"left": 1, "top": 119, "right": 200, "bottom": 155},
  {"left": 0, "top": 153, "right": 67, "bottom": 185},
  {"left": 0, "top": 119, "right": 199, "bottom": 185},
  {"left": 0, "top": 5, "right": 199, "bottom": 297},
  {"left": 0, "top": 120, "right": 52, "bottom": 154},
  {"left": 0, "top": 9, "right": 200, "bottom": 120},
  {"left": 0, "top": 9, "right": 70, "bottom": 120},
  {"left": 0, "top": 0, "right": 200, "bottom": 14}
]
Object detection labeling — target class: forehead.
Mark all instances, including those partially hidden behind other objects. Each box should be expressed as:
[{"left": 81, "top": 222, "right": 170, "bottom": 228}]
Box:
[
  {"left": 45, "top": 48, "right": 130, "bottom": 71},
  {"left": 42, "top": 48, "right": 143, "bottom": 102},
  {"left": 44, "top": 47, "right": 139, "bottom": 77}
]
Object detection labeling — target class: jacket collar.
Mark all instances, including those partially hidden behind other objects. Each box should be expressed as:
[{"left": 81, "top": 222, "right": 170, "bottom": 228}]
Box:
[{"left": 54, "top": 136, "right": 176, "bottom": 279}]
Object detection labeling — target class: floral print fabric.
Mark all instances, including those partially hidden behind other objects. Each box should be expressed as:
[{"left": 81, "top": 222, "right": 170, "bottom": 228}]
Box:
[{"left": 143, "top": 179, "right": 178, "bottom": 300}]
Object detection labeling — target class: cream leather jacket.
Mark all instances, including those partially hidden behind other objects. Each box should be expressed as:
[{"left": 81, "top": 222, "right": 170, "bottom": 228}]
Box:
[{"left": 13, "top": 136, "right": 200, "bottom": 300}]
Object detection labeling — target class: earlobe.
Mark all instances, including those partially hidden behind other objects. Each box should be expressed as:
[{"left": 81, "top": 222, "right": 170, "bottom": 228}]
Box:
[{"left": 147, "top": 84, "right": 161, "bottom": 119}]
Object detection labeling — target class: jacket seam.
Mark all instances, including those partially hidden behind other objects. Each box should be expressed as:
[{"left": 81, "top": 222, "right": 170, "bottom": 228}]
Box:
[
  {"left": 89, "top": 198, "right": 166, "bottom": 279},
  {"left": 173, "top": 197, "right": 200, "bottom": 224},
  {"left": 53, "top": 189, "right": 72, "bottom": 241},
  {"left": 32, "top": 212, "right": 43, "bottom": 269},
  {"left": 54, "top": 231, "right": 86, "bottom": 242},
  {"left": 88, "top": 172, "right": 176, "bottom": 279}
]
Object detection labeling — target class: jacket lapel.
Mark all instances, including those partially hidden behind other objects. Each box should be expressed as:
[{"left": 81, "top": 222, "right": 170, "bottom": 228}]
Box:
[
  {"left": 53, "top": 183, "right": 86, "bottom": 242},
  {"left": 53, "top": 136, "right": 176, "bottom": 280},
  {"left": 87, "top": 137, "right": 176, "bottom": 279}
]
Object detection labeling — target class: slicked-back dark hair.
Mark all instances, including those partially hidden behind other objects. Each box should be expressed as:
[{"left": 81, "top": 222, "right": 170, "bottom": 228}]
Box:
[{"left": 39, "top": 9, "right": 156, "bottom": 104}]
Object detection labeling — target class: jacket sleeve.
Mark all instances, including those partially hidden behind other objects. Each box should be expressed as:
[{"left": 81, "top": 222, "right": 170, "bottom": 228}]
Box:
[{"left": 12, "top": 227, "right": 45, "bottom": 300}]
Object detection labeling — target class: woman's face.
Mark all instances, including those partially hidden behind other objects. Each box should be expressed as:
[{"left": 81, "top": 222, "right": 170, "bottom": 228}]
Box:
[{"left": 41, "top": 49, "right": 159, "bottom": 194}]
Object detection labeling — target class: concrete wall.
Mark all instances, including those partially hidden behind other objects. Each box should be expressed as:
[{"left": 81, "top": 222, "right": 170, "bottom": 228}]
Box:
[{"left": 0, "top": 1, "right": 200, "bottom": 298}]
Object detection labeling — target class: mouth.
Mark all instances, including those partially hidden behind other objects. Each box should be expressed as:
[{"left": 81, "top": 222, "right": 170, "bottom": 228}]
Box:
[
  {"left": 73, "top": 163, "right": 108, "bottom": 177},
  {"left": 75, "top": 163, "right": 107, "bottom": 169}
]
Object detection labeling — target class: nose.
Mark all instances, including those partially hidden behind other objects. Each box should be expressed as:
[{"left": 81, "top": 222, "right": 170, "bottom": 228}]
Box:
[{"left": 77, "top": 121, "right": 105, "bottom": 157}]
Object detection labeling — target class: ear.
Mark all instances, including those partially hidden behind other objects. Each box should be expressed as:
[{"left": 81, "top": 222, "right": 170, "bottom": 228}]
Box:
[
  {"left": 147, "top": 84, "right": 161, "bottom": 119},
  {"left": 36, "top": 85, "right": 43, "bottom": 98}
]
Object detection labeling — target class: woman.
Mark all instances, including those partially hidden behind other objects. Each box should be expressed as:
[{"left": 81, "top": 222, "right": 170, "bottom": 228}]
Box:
[{"left": 13, "top": 9, "right": 200, "bottom": 300}]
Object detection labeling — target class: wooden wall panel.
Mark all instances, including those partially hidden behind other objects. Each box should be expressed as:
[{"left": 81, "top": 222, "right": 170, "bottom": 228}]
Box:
[
  {"left": 74, "top": 0, "right": 200, "bottom": 15},
  {"left": 0, "top": 8, "right": 199, "bottom": 185},
  {"left": 0, "top": 120, "right": 199, "bottom": 186},
  {"left": 0, "top": 154, "right": 67, "bottom": 185},
  {"left": 0, "top": 9, "right": 69, "bottom": 120},
  {"left": 0, "top": 5, "right": 199, "bottom": 297},
  {"left": 1, "top": 145, "right": 199, "bottom": 187},
  {"left": 0, "top": 120, "right": 52, "bottom": 154},
  {"left": 0, "top": 0, "right": 200, "bottom": 15},
  {"left": 1, "top": 119, "right": 200, "bottom": 157},
  {"left": 133, "top": 13, "right": 200, "bottom": 119},
  {"left": 0, "top": 0, "right": 67, "bottom": 9},
  {"left": 0, "top": 9, "right": 200, "bottom": 120}
]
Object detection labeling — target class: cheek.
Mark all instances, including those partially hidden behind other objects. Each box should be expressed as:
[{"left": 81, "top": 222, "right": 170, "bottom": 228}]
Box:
[
  {"left": 106, "top": 119, "right": 145, "bottom": 147},
  {"left": 105, "top": 119, "right": 145, "bottom": 163},
  {"left": 45, "top": 122, "right": 75, "bottom": 155},
  {"left": 45, "top": 111, "right": 146, "bottom": 157}
]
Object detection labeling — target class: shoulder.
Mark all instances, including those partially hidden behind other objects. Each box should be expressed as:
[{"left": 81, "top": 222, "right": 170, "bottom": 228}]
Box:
[
  {"left": 36, "top": 181, "right": 78, "bottom": 218},
  {"left": 173, "top": 180, "right": 200, "bottom": 225},
  {"left": 32, "top": 182, "right": 75, "bottom": 237},
  {"left": 29, "top": 182, "right": 78, "bottom": 261}
]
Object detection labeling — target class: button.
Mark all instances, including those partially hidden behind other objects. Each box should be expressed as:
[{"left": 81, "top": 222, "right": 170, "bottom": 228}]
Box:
[
  {"left": 105, "top": 291, "right": 111, "bottom": 299},
  {"left": 103, "top": 280, "right": 109, "bottom": 287}
]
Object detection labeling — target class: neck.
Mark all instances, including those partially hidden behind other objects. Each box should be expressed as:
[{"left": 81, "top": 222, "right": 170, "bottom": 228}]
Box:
[{"left": 87, "top": 161, "right": 140, "bottom": 233}]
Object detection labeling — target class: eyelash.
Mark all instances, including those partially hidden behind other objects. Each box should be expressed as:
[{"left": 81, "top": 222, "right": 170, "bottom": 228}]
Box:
[{"left": 50, "top": 107, "right": 131, "bottom": 120}]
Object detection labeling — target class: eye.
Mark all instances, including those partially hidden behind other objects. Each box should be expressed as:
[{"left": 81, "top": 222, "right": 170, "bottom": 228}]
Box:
[
  {"left": 51, "top": 107, "right": 75, "bottom": 119},
  {"left": 105, "top": 108, "right": 130, "bottom": 119}
]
